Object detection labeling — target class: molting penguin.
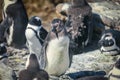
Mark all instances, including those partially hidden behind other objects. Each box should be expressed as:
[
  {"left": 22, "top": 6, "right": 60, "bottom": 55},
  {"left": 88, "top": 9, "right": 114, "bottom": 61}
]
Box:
[
  {"left": 66, "top": 0, "right": 93, "bottom": 53},
  {"left": 98, "top": 29, "right": 120, "bottom": 55},
  {"left": 108, "top": 59, "right": 120, "bottom": 80},
  {"left": 19, "top": 54, "right": 49, "bottom": 80},
  {"left": 25, "top": 16, "right": 48, "bottom": 59},
  {"left": 40, "top": 18, "right": 71, "bottom": 78},
  {"left": 2, "top": 0, "right": 28, "bottom": 47}
]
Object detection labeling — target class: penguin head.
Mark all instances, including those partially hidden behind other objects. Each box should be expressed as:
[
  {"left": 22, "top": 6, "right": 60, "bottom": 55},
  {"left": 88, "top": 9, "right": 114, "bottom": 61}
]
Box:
[
  {"left": 51, "top": 18, "right": 64, "bottom": 38},
  {"left": 25, "top": 54, "right": 40, "bottom": 72},
  {"left": 0, "top": 43, "right": 7, "bottom": 55},
  {"left": 29, "top": 16, "right": 42, "bottom": 27},
  {"left": 98, "top": 29, "right": 120, "bottom": 55},
  {"left": 71, "top": 0, "right": 87, "bottom": 7},
  {"left": 99, "top": 33, "right": 115, "bottom": 47}
]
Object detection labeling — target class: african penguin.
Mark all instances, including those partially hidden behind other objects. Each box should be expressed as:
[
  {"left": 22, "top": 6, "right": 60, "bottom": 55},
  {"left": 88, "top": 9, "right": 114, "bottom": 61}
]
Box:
[
  {"left": 0, "top": 17, "right": 12, "bottom": 43},
  {"left": 108, "top": 58, "right": 120, "bottom": 80},
  {"left": 25, "top": 16, "right": 48, "bottom": 59},
  {"left": 19, "top": 54, "right": 49, "bottom": 80},
  {"left": 2, "top": 0, "right": 28, "bottom": 47},
  {"left": 40, "top": 18, "right": 71, "bottom": 77},
  {"left": 0, "top": 43, "right": 8, "bottom": 65},
  {"left": 76, "top": 76, "right": 108, "bottom": 80},
  {"left": 65, "top": 0, "right": 93, "bottom": 54},
  {"left": 98, "top": 29, "right": 120, "bottom": 55}
]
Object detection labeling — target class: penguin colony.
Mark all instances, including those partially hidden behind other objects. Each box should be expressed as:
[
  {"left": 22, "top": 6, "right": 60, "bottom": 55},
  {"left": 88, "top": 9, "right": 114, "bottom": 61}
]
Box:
[
  {"left": 0, "top": 0, "right": 28, "bottom": 48},
  {"left": 0, "top": 0, "right": 120, "bottom": 80}
]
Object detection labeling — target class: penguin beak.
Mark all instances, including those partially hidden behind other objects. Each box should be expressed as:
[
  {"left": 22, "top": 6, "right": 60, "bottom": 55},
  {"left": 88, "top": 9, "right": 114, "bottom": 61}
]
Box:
[
  {"left": 55, "top": 32, "right": 59, "bottom": 39},
  {"left": 52, "top": 27, "right": 59, "bottom": 39}
]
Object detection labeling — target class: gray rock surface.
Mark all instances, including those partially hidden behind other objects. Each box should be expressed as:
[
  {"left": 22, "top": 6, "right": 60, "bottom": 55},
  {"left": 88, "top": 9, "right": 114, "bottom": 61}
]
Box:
[
  {"left": 56, "top": 1, "right": 120, "bottom": 31},
  {"left": 2, "top": 41, "right": 119, "bottom": 80},
  {"left": 0, "top": 63, "right": 13, "bottom": 80},
  {"left": 90, "top": 1, "right": 120, "bottom": 30}
]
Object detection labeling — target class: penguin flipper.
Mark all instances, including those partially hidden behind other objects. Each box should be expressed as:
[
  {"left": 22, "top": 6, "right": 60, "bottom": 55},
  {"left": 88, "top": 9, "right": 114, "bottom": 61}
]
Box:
[
  {"left": 39, "top": 33, "right": 50, "bottom": 69},
  {"left": 39, "top": 27, "right": 48, "bottom": 41}
]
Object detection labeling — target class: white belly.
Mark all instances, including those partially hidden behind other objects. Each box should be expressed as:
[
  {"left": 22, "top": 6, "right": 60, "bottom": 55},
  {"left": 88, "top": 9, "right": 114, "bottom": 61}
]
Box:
[
  {"left": 25, "top": 29, "right": 42, "bottom": 58},
  {"left": 45, "top": 36, "right": 70, "bottom": 76}
]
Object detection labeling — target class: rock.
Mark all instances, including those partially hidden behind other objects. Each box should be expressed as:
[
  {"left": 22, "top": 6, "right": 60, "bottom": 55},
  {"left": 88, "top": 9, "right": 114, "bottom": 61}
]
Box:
[
  {"left": 56, "top": 1, "right": 120, "bottom": 33},
  {"left": 65, "top": 41, "right": 120, "bottom": 79},
  {"left": 90, "top": 1, "right": 120, "bottom": 29},
  {"left": 0, "top": 63, "right": 13, "bottom": 80}
]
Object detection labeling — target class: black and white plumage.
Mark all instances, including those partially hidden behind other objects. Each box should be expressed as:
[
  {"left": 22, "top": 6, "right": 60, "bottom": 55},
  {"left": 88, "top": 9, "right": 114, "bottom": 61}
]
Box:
[
  {"left": 40, "top": 18, "right": 71, "bottom": 77},
  {"left": 25, "top": 16, "right": 48, "bottom": 58},
  {"left": 108, "top": 59, "right": 120, "bottom": 80},
  {"left": 1, "top": 0, "right": 28, "bottom": 47},
  {"left": 0, "top": 17, "right": 12, "bottom": 43},
  {"left": 98, "top": 29, "right": 120, "bottom": 55},
  {"left": 0, "top": 43, "right": 8, "bottom": 65},
  {"left": 19, "top": 54, "right": 49, "bottom": 80}
]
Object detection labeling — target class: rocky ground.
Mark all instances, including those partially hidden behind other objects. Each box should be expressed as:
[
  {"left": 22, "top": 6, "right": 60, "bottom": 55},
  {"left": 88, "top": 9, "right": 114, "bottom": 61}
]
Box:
[{"left": 0, "top": 1, "right": 120, "bottom": 80}]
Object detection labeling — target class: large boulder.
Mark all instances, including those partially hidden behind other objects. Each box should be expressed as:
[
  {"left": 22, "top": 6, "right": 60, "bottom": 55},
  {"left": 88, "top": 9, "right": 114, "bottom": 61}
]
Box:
[{"left": 56, "top": 1, "right": 120, "bottom": 32}]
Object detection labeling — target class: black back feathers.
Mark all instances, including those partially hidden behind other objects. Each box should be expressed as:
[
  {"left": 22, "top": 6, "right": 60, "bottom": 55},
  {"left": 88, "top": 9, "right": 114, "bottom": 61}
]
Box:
[{"left": 0, "top": 44, "right": 7, "bottom": 55}]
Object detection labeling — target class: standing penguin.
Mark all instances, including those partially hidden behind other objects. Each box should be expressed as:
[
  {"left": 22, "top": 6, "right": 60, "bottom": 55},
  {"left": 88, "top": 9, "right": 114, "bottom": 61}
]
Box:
[
  {"left": 1, "top": 0, "right": 28, "bottom": 47},
  {"left": 19, "top": 53, "right": 49, "bottom": 80},
  {"left": 25, "top": 16, "right": 48, "bottom": 59},
  {"left": 40, "top": 18, "right": 72, "bottom": 78},
  {"left": 66, "top": 0, "right": 93, "bottom": 53}
]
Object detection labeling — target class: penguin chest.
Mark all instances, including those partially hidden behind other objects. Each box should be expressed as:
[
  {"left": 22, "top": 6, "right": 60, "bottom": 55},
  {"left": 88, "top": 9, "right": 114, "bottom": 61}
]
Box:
[
  {"left": 46, "top": 36, "right": 70, "bottom": 76},
  {"left": 25, "top": 29, "right": 42, "bottom": 55}
]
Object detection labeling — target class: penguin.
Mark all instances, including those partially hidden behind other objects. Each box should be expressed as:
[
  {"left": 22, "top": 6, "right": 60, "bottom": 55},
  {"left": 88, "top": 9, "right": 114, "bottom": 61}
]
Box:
[
  {"left": 19, "top": 53, "right": 49, "bottom": 80},
  {"left": 40, "top": 18, "right": 72, "bottom": 77},
  {"left": 2, "top": 0, "right": 28, "bottom": 47},
  {"left": 0, "top": 43, "right": 8, "bottom": 65},
  {"left": 25, "top": 16, "right": 48, "bottom": 59},
  {"left": 98, "top": 29, "right": 120, "bottom": 55},
  {"left": 76, "top": 76, "right": 108, "bottom": 80},
  {"left": 0, "top": 17, "right": 12, "bottom": 43},
  {"left": 65, "top": 0, "right": 93, "bottom": 54},
  {"left": 108, "top": 58, "right": 120, "bottom": 80}
]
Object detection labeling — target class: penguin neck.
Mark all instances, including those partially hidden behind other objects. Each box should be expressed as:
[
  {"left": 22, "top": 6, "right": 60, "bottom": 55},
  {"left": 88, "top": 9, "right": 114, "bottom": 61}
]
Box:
[
  {"left": 27, "top": 66, "right": 40, "bottom": 73},
  {"left": 27, "top": 24, "right": 42, "bottom": 31},
  {"left": 25, "top": 54, "right": 40, "bottom": 73},
  {"left": 51, "top": 28, "right": 67, "bottom": 39},
  {"left": 4, "top": 0, "right": 17, "bottom": 12}
]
